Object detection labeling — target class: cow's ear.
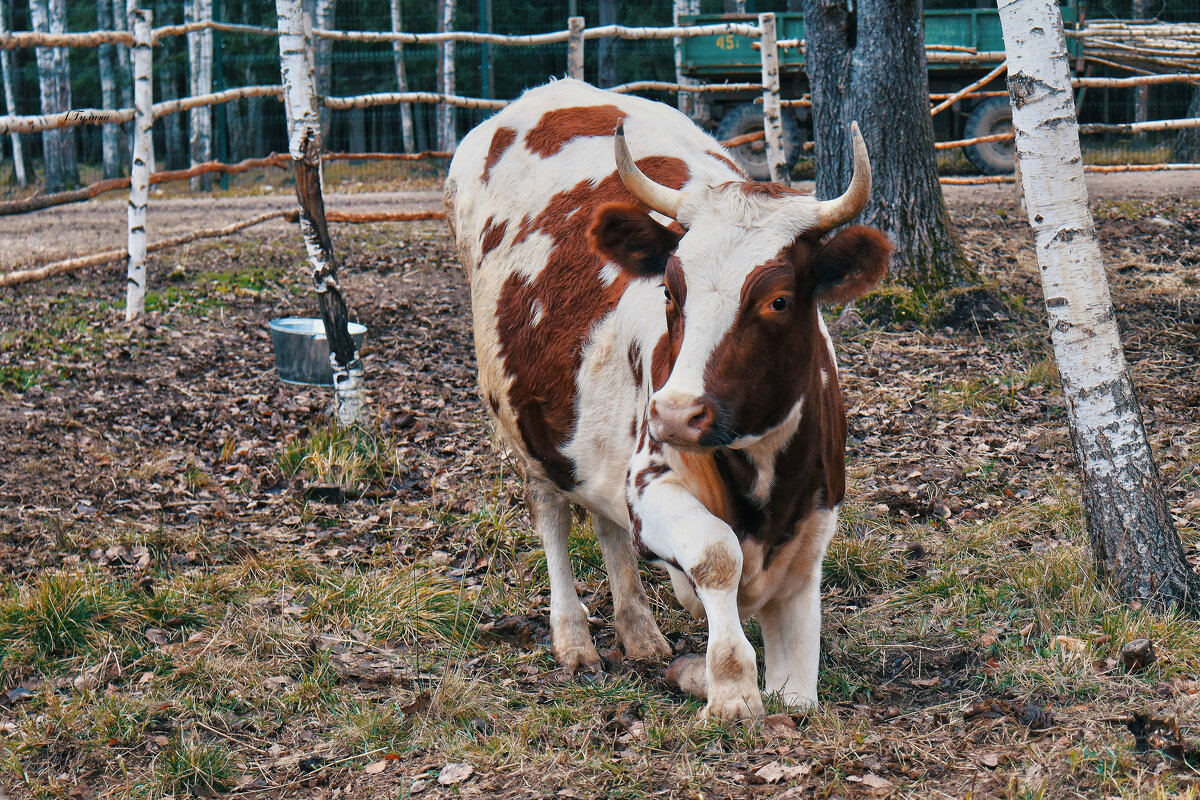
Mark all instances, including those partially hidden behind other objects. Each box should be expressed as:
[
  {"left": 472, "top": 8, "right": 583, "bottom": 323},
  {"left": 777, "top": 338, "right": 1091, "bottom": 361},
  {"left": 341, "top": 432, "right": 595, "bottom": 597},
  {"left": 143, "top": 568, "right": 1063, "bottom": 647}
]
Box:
[
  {"left": 813, "top": 226, "right": 892, "bottom": 305},
  {"left": 590, "top": 203, "right": 683, "bottom": 276}
]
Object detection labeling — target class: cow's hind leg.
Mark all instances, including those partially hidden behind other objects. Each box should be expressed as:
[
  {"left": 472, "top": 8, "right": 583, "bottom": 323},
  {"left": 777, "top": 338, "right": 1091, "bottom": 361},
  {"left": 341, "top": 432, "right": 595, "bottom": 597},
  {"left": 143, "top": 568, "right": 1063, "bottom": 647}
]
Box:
[
  {"left": 530, "top": 481, "right": 599, "bottom": 672},
  {"left": 592, "top": 513, "right": 671, "bottom": 661}
]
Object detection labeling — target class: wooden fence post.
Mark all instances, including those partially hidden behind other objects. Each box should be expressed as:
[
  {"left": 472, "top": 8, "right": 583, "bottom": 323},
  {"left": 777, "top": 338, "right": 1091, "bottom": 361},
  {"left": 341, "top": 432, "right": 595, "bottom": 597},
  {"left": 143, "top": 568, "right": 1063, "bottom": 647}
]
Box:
[
  {"left": 757, "top": 12, "right": 788, "bottom": 185},
  {"left": 276, "top": 0, "right": 364, "bottom": 425},
  {"left": 125, "top": 3, "right": 153, "bottom": 322},
  {"left": 567, "top": 16, "right": 584, "bottom": 81}
]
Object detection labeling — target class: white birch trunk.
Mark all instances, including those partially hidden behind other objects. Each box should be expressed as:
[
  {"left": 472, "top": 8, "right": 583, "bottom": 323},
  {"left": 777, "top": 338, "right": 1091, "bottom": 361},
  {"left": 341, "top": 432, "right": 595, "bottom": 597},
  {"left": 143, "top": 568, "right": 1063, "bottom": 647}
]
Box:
[
  {"left": 187, "top": 0, "right": 213, "bottom": 190},
  {"left": 999, "top": 0, "right": 1199, "bottom": 610},
  {"left": 0, "top": 0, "right": 27, "bottom": 185},
  {"left": 31, "top": 0, "right": 78, "bottom": 191},
  {"left": 567, "top": 16, "right": 585, "bottom": 81},
  {"left": 126, "top": 5, "right": 153, "bottom": 322},
  {"left": 313, "top": 0, "right": 336, "bottom": 141},
  {"left": 390, "top": 0, "right": 415, "bottom": 153},
  {"left": 113, "top": 0, "right": 132, "bottom": 171},
  {"left": 758, "top": 12, "right": 788, "bottom": 185},
  {"left": 438, "top": 0, "right": 457, "bottom": 151},
  {"left": 96, "top": 0, "right": 121, "bottom": 179},
  {"left": 277, "top": 0, "right": 364, "bottom": 425}
]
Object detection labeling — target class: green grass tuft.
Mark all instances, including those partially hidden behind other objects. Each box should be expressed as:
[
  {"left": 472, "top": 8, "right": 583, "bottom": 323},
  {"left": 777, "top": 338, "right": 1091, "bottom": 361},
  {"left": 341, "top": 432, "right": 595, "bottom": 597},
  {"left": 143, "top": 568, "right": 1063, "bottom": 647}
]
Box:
[{"left": 154, "top": 738, "right": 236, "bottom": 796}]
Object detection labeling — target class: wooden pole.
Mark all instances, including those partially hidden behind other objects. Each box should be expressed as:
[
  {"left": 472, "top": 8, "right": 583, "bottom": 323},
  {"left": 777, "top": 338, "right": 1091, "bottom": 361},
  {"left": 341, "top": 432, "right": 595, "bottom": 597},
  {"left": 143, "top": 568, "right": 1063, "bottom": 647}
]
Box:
[
  {"left": 758, "top": 12, "right": 787, "bottom": 185},
  {"left": 276, "top": 0, "right": 364, "bottom": 426},
  {"left": 929, "top": 61, "right": 1007, "bottom": 117},
  {"left": 125, "top": 3, "right": 152, "bottom": 322},
  {"left": 567, "top": 16, "right": 584, "bottom": 81}
]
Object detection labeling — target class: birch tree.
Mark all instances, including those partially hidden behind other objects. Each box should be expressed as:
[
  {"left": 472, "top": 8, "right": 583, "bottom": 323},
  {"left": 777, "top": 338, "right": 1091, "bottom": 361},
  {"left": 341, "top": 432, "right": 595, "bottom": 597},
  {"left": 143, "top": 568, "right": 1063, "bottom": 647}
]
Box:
[
  {"left": 114, "top": 0, "right": 132, "bottom": 171},
  {"left": 390, "top": 0, "right": 415, "bottom": 153},
  {"left": 998, "top": 0, "right": 1200, "bottom": 611},
  {"left": 597, "top": 0, "right": 616, "bottom": 87},
  {"left": 187, "top": 0, "right": 214, "bottom": 190},
  {"left": 0, "top": 0, "right": 27, "bottom": 186},
  {"left": 30, "top": 0, "right": 79, "bottom": 191},
  {"left": 803, "top": 0, "right": 973, "bottom": 290},
  {"left": 313, "top": 0, "right": 336, "bottom": 141},
  {"left": 436, "top": 0, "right": 457, "bottom": 151},
  {"left": 97, "top": 1, "right": 121, "bottom": 179}
]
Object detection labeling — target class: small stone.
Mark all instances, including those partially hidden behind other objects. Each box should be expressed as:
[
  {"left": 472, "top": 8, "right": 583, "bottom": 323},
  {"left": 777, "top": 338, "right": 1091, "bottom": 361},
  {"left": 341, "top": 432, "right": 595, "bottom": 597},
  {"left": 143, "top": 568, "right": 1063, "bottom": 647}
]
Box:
[{"left": 1120, "top": 639, "right": 1155, "bottom": 673}]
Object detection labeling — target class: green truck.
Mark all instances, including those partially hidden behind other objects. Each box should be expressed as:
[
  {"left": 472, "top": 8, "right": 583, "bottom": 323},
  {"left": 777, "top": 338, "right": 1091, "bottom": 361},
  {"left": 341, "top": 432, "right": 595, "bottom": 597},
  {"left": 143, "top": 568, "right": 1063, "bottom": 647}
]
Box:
[{"left": 679, "top": 5, "right": 1082, "bottom": 177}]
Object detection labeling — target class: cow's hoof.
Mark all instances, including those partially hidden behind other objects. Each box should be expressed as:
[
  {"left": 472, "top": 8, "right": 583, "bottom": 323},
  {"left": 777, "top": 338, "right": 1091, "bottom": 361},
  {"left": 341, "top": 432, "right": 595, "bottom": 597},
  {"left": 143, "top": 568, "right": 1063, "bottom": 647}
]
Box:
[
  {"left": 554, "top": 641, "right": 602, "bottom": 673},
  {"left": 619, "top": 618, "right": 672, "bottom": 661},
  {"left": 701, "top": 691, "right": 765, "bottom": 722},
  {"left": 665, "top": 654, "right": 707, "bottom": 699}
]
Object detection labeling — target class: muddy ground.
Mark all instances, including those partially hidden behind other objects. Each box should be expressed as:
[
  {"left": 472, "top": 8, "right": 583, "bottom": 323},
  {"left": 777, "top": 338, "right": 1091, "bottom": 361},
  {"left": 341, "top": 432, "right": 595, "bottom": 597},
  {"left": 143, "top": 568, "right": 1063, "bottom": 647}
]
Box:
[{"left": 1, "top": 173, "right": 1199, "bottom": 799}]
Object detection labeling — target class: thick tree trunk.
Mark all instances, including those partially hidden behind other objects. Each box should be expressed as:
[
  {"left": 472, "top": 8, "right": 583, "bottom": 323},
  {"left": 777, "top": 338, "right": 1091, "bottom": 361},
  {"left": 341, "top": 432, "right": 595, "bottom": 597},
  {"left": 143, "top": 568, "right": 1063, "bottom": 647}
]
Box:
[
  {"left": 999, "top": 0, "right": 1199, "bottom": 613},
  {"left": 597, "top": 0, "right": 616, "bottom": 87},
  {"left": 31, "top": 0, "right": 79, "bottom": 191},
  {"left": 97, "top": 1, "right": 121, "bottom": 179},
  {"left": 1172, "top": 85, "right": 1200, "bottom": 162},
  {"left": 0, "top": 0, "right": 27, "bottom": 186},
  {"left": 390, "top": 0, "right": 415, "bottom": 153},
  {"left": 187, "top": 0, "right": 214, "bottom": 190},
  {"left": 437, "top": 0, "right": 456, "bottom": 151},
  {"left": 803, "top": 0, "right": 973, "bottom": 291}
]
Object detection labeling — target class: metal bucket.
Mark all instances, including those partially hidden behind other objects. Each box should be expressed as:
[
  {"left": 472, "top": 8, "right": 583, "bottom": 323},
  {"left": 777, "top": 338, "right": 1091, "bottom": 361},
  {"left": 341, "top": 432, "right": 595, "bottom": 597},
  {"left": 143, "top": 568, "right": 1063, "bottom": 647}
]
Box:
[{"left": 269, "top": 317, "right": 367, "bottom": 386}]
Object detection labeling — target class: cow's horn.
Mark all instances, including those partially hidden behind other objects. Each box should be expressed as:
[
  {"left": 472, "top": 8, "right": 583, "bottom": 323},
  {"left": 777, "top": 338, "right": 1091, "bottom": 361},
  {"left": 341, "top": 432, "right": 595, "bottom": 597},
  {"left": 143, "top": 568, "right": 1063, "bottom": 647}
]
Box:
[
  {"left": 815, "top": 121, "right": 872, "bottom": 232},
  {"left": 614, "top": 123, "right": 684, "bottom": 219}
]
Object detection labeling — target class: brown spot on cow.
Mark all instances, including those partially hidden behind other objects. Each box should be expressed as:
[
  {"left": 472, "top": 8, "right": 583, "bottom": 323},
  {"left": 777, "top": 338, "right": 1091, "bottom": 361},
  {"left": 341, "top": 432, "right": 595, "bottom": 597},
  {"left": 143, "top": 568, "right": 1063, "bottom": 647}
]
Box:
[
  {"left": 482, "top": 126, "right": 516, "bottom": 183},
  {"left": 627, "top": 341, "right": 643, "bottom": 386},
  {"left": 494, "top": 156, "right": 689, "bottom": 490},
  {"left": 486, "top": 393, "right": 501, "bottom": 414},
  {"left": 706, "top": 150, "right": 747, "bottom": 178},
  {"left": 709, "top": 641, "right": 751, "bottom": 684},
  {"left": 675, "top": 450, "right": 734, "bottom": 525},
  {"left": 634, "top": 462, "right": 671, "bottom": 496},
  {"left": 737, "top": 180, "right": 804, "bottom": 198},
  {"left": 480, "top": 216, "right": 508, "bottom": 258},
  {"left": 525, "top": 104, "right": 626, "bottom": 159},
  {"left": 690, "top": 543, "right": 739, "bottom": 590}
]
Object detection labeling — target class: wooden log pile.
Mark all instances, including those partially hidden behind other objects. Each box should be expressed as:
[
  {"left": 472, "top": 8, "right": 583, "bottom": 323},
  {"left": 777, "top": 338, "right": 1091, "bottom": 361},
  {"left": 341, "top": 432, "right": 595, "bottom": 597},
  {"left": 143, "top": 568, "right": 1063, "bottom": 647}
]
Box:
[{"left": 1072, "top": 21, "right": 1200, "bottom": 73}]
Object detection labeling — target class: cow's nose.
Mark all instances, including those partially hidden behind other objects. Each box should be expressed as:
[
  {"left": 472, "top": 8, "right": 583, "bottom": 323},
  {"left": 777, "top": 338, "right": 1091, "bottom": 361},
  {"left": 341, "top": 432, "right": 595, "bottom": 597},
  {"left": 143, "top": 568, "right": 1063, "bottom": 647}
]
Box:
[{"left": 649, "top": 392, "right": 716, "bottom": 446}]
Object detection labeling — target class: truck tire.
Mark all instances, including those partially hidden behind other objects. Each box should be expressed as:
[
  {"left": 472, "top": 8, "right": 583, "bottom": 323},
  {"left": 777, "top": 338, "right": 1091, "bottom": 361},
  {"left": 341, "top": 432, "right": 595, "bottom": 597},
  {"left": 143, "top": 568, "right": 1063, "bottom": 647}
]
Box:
[
  {"left": 963, "top": 97, "right": 1015, "bottom": 175},
  {"left": 715, "top": 102, "right": 802, "bottom": 181}
]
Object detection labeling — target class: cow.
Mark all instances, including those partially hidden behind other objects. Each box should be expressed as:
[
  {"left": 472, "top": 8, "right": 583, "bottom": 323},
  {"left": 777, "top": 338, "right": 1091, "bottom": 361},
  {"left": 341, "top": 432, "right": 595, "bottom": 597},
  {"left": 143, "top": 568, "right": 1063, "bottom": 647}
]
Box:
[{"left": 445, "top": 79, "right": 890, "bottom": 721}]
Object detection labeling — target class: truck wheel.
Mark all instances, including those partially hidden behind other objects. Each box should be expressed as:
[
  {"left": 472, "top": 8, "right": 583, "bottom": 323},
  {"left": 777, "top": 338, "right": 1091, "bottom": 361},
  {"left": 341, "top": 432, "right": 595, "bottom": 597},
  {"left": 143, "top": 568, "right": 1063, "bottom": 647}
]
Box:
[
  {"left": 963, "top": 97, "right": 1015, "bottom": 175},
  {"left": 715, "top": 102, "right": 802, "bottom": 181}
]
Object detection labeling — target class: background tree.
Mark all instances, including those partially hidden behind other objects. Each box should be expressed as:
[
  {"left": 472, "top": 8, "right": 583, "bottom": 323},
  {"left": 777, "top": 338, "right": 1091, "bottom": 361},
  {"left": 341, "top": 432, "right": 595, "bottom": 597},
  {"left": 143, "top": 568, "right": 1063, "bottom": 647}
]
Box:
[
  {"left": 802, "top": 0, "right": 974, "bottom": 292},
  {"left": 436, "top": 0, "right": 456, "bottom": 150},
  {"left": 390, "top": 0, "right": 415, "bottom": 152},
  {"left": 1171, "top": 85, "right": 1200, "bottom": 162},
  {"left": 999, "top": 0, "right": 1199, "bottom": 612},
  {"left": 0, "top": 0, "right": 28, "bottom": 186},
  {"left": 96, "top": 0, "right": 121, "bottom": 179},
  {"left": 30, "top": 0, "right": 79, "bottom": 191}
]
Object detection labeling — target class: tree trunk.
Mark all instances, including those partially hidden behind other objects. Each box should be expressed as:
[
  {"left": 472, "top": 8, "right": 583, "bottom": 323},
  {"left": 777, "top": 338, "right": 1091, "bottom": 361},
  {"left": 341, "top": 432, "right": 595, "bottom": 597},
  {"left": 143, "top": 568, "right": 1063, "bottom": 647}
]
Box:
[
  {"left": 672, "top": 0, "right": 700, "bottom": 119},
  {"left": 314, "top": 0, "right": 336, "bottom": 142},
  {"left": 1132, "top": 0, "right": 1149, "bottom": 139},
  {"left": 999, "top": 0, "right": 1199, "bottom": 613},
  {"left": 96, "top": 1, "right": 122, "bottom": 179},
  {"left": 803, "top": 0, "right": 974, "bottom": 291},
  {"left": 437, "top": 0, "right": 456, "bottom": 151},
  {"left": 0, "top": 0, "right": 28, "bottom": 186},
  {"left": 597, "top": 0, "right": 616, "bottom": 87},
  {"left": 1172, "top": 85, "right": 1200, "bottom": 162},
  {"left": 390, "top": 0, "right": 415, "bottom": 153},
  {"left": 114, "top": 0, "right": 132, "bottom": 172},
  {"left": 187, "top": 0, "right": 214, "bottom": 190},
  {"left": 723, "top": 0, "right": 747, "bottom": 12},
  {"left": 161, "top": 73, "right": 185, "bottom": 170},
  {"left": 31, "top": 0, "right": 79, "bottom": 191},
  {"left": 126, "top": 6, "right": 153, "bottom": 322}
]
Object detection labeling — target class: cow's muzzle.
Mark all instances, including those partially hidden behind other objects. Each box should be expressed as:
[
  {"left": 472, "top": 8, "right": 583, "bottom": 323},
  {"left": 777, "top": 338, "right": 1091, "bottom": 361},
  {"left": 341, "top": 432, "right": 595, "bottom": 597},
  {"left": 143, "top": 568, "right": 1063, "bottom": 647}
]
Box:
[{"left": 649, "top": 391, "right": 723, "bottom": 448}]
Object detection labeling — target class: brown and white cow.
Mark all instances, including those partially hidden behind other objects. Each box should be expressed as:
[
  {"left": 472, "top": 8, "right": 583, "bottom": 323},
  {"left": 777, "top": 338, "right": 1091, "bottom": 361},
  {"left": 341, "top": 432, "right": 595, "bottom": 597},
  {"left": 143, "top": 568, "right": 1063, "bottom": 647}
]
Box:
[{"left": 445, "top": 79, "right": 890, "bottom": 720}]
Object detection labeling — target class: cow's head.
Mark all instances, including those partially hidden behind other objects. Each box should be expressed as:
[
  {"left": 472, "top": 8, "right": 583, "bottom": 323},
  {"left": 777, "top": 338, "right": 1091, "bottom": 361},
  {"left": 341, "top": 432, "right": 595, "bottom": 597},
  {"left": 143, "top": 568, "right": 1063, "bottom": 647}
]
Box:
[{"left": 591, "top": 123, "right": 891, "bottom": 449}]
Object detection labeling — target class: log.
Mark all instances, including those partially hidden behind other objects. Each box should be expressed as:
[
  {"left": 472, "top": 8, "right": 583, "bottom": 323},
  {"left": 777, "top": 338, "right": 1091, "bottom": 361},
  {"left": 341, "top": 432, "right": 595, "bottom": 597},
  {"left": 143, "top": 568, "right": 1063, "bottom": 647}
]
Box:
[
  {"left": 153, "top": 85, "right": 282, "bottom": 120},
  {"left": 607, "top": 80, "right": 762, "bottom": 94},
  {"left": 321, "top": 91, "right": 506, "bottom": 111},
  {"left": 939, "top": 175, "right": 1015, "bottom": 184},
  {"left": 0, "top": 107, "right": 132, "bottom": 135},
  {"left": 1079, "top": 117, "right": 1200, "bottom": 134},
  {"left": 321, "top": 150, "right": 452, "bottom": 161},
  {"left": 0, "top": 30, "right": 132, "bottom": 49},
  {"left": 311, "top": 21, "right": 760, "bottom": 46},
  {"left": 1073, "top": 73, "right": 1200, "bottom": 87},
  {"left": 935, "top": 131, "right": 1014, "bottom": 150},
  {"left": 930, "top": 61, "right": 1007, "bottom": 116},
  {"left": 153, "top": 20, "right": 279, "bottom": 42}
]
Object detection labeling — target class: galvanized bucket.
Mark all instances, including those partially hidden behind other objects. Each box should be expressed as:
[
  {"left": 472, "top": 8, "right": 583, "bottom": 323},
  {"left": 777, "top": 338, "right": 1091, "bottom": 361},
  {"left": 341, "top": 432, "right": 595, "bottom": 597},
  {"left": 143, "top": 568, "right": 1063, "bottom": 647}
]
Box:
[{"left": 269, "top": 317, "right": 367, "bottom": 386}]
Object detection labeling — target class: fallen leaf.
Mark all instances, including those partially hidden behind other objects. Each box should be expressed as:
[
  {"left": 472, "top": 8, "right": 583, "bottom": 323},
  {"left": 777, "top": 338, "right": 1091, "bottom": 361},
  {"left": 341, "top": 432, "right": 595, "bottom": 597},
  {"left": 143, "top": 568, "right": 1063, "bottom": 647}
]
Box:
[
  {"left": 755, "top": 761, "right": 811, "bottom": 783},
  {"left": 861, "top": 773, "right": 893, "bottom": 789},
  {"left": 979, "top": 753, "right": 1001, "bottom": 768},
  {"left": 364, "top": 760, "right": 388, "bottom": 774},
  {"left": 438, "top": 762, "right": 474, "bottom": 785},
  {"left": 911, "top": 676, "right": 941, "bottom": 687}
]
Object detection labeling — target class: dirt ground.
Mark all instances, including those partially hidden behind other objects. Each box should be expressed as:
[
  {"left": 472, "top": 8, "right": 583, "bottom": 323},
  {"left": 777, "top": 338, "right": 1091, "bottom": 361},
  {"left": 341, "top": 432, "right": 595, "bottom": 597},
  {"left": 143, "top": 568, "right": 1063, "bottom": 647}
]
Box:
[{"left": 1, "top": 171, "right": 1199, "bottom": 799}]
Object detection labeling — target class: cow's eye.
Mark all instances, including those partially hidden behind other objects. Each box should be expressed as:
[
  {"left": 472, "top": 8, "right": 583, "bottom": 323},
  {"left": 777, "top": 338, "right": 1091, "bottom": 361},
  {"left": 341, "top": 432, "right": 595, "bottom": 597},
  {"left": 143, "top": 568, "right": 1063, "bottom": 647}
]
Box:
[
  {"left": 770, "top": 296, "right": 790, "bottom": 311},
  {"left": 662, "top": 285, "right": 671, "bottom": 302}
]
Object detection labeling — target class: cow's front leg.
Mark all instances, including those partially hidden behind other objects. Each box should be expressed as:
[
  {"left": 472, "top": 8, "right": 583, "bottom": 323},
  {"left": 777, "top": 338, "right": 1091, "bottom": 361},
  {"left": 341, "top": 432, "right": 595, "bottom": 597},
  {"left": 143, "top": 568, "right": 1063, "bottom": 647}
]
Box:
[
  {"left": 529, "top": 481, "right": 599, "bottom": 671},
  {"left": 592, "top": 514, "right": 671, "bottom": 660},
  {"left": 636, "top": 479, "right": 762, "bottom": 721},
  {"left": 759, "top": 510, "right": 837, "bottom": 710}
]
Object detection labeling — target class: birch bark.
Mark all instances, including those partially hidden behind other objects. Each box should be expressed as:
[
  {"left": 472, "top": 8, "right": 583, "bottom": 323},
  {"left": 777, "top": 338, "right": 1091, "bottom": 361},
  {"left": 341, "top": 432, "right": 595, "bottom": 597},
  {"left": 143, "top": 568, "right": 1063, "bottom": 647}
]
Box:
[
  {"left": 437, "top": 0, "right": 457, "bottom": 151},
  {"left": 277, "top": 0, "right": 364, "bottom": 425},
  {"left": 313, "top": 0, "right": 335, "bottom": 141},
  {"left": 390, "top": 0, "right": 415, "bottom": 153},
  {"left": 126, "top": 5, "right": 153, "bottom": 322},
  {"left": 97, "top": 1, "right": 121, "bottom": 179},
  {"left": 0, "top": 0, "right": 27, "bottom": 185},
  {"left": 113, "top": 0, "right": 132, "bottom": 170},
  {"left": 31, "top": 0, "right": 79, "bottom": 191},
  {"left": 998, "top": 0, "right": 1199, "bottom": 611},
  {"left": 758, "top": 13, "right": 787, "bottom": 185},
  {"left": 187, "top": 0, "right": 214, "bottom": 190}
]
